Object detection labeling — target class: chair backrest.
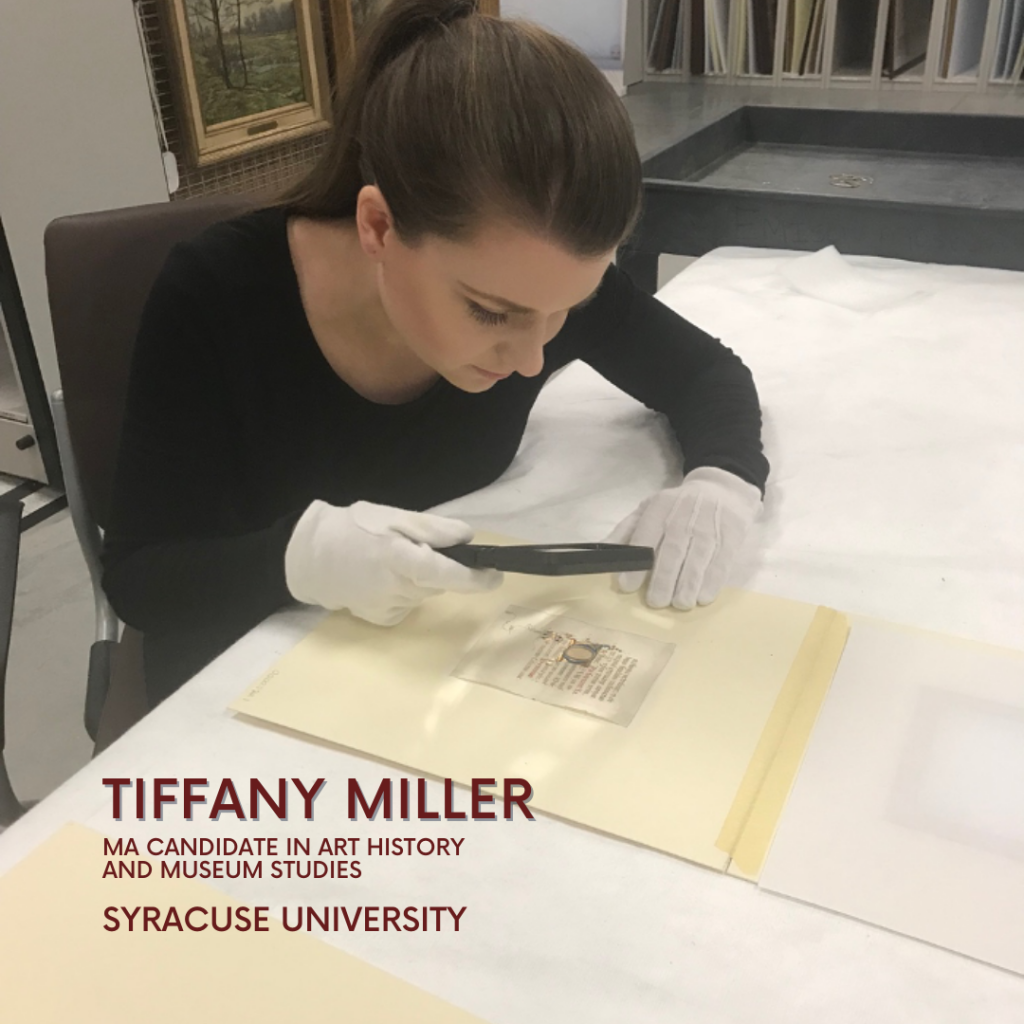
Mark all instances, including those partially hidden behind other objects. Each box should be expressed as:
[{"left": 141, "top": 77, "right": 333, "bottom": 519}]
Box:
[{"left": 44, "top": 196, "right": 252, "bottom": 531}]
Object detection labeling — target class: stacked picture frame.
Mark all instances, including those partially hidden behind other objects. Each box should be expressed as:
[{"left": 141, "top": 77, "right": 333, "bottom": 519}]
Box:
[
  {"left": 636, "top": 0, "right": 1024, "bottom": 91},
  {"left": 161, "top": 0, "right": 501, "bottom": 169}
]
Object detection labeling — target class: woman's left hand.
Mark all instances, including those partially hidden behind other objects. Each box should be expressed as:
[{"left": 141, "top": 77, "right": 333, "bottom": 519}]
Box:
[{"left": 606, "top": 467, "right": 763, "bottom": 610}]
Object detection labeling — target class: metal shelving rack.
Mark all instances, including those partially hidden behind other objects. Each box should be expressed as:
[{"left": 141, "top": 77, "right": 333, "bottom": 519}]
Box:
[{"left": 632, "top": 0, "right": 1024, "bottom": 94}]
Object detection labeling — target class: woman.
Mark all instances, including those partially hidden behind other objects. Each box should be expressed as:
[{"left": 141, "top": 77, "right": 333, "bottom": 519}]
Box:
[{"left": 102, "top": 0, "right": 769, "bottom": 706}]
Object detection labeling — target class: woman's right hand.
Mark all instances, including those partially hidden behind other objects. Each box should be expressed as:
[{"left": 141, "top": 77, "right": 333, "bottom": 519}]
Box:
[{"left": 284, "top": 500, "right": 503, "bottom": 625}]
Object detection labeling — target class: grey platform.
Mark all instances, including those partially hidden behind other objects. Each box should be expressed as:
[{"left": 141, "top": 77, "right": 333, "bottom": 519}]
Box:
[{"left": 619, "top": 86, "right": 1024, "bottom": 293}]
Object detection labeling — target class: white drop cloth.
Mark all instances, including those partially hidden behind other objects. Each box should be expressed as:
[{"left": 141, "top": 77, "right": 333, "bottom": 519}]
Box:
[
  {"left": 4, "top": 246, "right": 1024, "bottom": 1024},
  {"left": 438, "top": 246, "right": 1024, "bottom": 654}
]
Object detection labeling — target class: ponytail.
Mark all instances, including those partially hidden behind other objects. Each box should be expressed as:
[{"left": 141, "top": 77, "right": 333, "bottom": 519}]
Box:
[
  {"left": 362, "top": 0, "right": 477, "bottom": 79},
  {"left": 282, "top": 0, "right": 642, "bottom": 257}
]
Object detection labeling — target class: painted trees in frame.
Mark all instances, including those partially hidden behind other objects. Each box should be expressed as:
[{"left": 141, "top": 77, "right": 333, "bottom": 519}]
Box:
[
  {"left": 163, "top": 0, "right": 331, "bottom": 165},
  {"left": 164, "top": 0, "right": 501, "bottom": 166}
]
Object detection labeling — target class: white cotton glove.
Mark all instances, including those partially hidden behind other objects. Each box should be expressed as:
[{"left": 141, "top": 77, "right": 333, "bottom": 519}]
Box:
[
  {"left": 285, "top": 500, "right": 503, "bottom": 626},
  {"left": 606, "top": 467, "right": 762, "bottom": 610}
]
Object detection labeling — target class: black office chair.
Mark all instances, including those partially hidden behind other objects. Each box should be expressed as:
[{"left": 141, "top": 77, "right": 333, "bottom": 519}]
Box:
[
  {"left": 44, "top": 195, "right": 252, "bottom": 748},
  {"left": 0, "top": 499, "right": 25, "bottom": 827}
]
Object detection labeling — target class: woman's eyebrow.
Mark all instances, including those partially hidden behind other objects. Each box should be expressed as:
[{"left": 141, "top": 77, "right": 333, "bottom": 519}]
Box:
[{"left": 458, "top": 281, "right": 602, "bottom": 314}]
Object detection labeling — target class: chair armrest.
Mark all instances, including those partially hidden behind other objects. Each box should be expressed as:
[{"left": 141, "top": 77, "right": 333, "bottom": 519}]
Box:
[
  {"left": 0, "top": 500, "right": 25, "bottom": 826},
  {"left": 0, "top": 500, "right": 23, "bottom": 752}
]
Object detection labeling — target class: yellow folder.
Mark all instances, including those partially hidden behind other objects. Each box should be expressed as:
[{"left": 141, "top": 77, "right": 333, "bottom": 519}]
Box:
[
  {"left": 232, "top": 536, "right": 849, "bottom": 880},
  {"left": 0, "top": 823, "right": 486, "bottom": 1023}
]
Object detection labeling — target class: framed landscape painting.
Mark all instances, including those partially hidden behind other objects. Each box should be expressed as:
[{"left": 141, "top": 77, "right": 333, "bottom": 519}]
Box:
[{"left": 163, "top": 0, "right": 331, "bottom": 165}]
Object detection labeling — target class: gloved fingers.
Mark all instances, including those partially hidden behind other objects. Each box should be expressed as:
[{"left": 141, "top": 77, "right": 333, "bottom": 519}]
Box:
[
  {"left": 616, "top": 568, "right": 647, "bottom": 595},
  {"left": 608, "top": 474, "right": 762, "bottom": 610},
  {"left": 397, "top": 512, "right": 475, "bottom": 549},
  {"left": 617, "top": 494, "right": 681, "bottom": 594},
  {"left": 696, "top": 512, "right": 749, "bottom": 606},
  {"left": 334, "top": 576, "right": 427, "bottom": 622},
  {"left": 389, "top": 575, "right": 444, "bottom": 603},
  {"left": 352, "top": 573, "right": 448, "bottom": 624},
  {"left": 644, "top": 533, "right": 692, "bottom": 608},
  {"left": 672, "top": 529, "right": 718, "bottom": 610},
  {"left": 393, "top": 539, "right": 504, "bottom": 593},
  {"left": 353, "top": 603, "right": 415, "bottom": 627},
  {"left": 636, "top": 490, "right": 701, "bottom": 606},
  {"left": 632, "top": 489, "right": 690, "bottom": 549},
  {"left": 695, "top": 556, "right": 729, "bottom": 607},
  {"left": 350, "top": 501, "right": 474, "bottom": 548},
  {"left": 663, "top": 494, "right": 720, "bottom": 610},
  {"left": 448, "top": 568, "right": 504, "bottom": 594}
]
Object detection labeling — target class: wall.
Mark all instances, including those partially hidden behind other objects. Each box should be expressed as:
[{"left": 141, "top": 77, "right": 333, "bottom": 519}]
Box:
[
  {"left": 0, "top": 0, "right": 169, "bottom": 398},
  {"left": 501, "top": 0, "right": 625, "bottom": 65}
]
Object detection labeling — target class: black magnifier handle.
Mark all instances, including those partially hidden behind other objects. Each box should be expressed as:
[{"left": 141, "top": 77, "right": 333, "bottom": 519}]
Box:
[{"left": 436, "top": 542, "right": 654, "bottom": 576}]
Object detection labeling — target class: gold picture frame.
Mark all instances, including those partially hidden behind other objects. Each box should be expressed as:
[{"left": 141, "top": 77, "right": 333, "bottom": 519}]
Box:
[{"left": 163, "top": 0, "right": 331, "bottom": 166}]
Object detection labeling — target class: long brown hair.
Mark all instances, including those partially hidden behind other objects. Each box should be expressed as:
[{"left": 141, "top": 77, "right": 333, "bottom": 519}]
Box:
[{"left": 282, "top": 0, "right": 642, "bottom": 257}]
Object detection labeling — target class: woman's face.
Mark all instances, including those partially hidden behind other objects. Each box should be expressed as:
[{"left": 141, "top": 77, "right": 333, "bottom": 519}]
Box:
[{"left": 357, "top": 186, "right": 615, "bottom": 393}]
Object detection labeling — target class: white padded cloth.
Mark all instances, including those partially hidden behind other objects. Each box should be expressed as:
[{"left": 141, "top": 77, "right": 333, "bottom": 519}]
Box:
[
  {"left": 439, "top": 246, "right": 1024, "bottom": 654},
  {"left": 2, "top": 247, "right": 1023, "bottom": 1024}
]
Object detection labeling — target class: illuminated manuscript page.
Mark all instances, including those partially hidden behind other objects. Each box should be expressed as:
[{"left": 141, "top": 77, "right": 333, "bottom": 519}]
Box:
[
  {"left": 234, "top": 535, "right": 847, "bottom": 874},
  {"left": 0, "top": 823, "right": 486, "bottom": 1023},
  {"left": 451, "top": 604, "right": 676, "bottom": 725}
]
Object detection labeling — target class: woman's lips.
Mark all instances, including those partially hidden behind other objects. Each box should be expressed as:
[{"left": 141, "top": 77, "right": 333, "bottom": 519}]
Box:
[{"left": 472, "top": 365, "right": 511, "bottom": 381}]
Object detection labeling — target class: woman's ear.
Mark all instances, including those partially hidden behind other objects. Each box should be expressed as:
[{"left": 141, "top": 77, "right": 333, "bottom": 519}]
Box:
[{"left": 355, "top": 185, "right": 395, "bottom": 261}]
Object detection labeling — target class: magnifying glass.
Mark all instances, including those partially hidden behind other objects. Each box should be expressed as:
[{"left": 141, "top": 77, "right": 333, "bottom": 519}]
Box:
[{"left": 436, "top": 542, "right": 654, "bottom": 576}]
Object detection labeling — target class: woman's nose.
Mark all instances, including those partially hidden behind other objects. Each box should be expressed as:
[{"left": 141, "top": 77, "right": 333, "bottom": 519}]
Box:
[
  {"left": 511, "top": 337, "right": 546, "bottom": 377},
  {"left": 511, "top": 314, "right": 567, "bottom": 377}
]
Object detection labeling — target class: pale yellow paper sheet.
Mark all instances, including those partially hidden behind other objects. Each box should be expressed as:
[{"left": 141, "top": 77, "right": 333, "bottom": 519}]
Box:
[
  {"left": 233, "top": 535, "right": 848, "bottom": 876},
  {"left": 0, "top": 823, "right": 485, "bottom": 1024},
  {"left": 718, "top": 606, "right": 851, "bottom": 879}
]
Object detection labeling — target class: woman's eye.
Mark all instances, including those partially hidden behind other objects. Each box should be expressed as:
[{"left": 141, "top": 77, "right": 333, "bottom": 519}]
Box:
[{"left": 467, "top": 301, "right": 509, "bottom": 327}]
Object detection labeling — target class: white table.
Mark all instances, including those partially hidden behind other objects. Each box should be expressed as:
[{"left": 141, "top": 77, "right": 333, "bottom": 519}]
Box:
[{"left": 3, "top": 248, "right": 1023, "bottom": 1023}]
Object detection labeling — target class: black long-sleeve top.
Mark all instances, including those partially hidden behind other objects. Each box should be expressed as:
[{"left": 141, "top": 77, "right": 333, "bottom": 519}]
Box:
[{"left": 102, "top": 206, "right": 768, "bottom": 703}]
